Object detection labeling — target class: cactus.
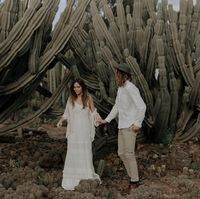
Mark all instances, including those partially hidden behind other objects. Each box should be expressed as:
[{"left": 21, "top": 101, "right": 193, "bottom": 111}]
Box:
[
  {"left": 0, "top": 0, "right": 91, "bottom": 123},
  {"left": 126, "top": 5, "right": 135, "bottom": 56},
  {"left": 97, "top": 159, "right": 105, "bottom": 177},
  {"left": 124, "top": 48, "right": 154, "bottom": 126},
  {"left": 0, "top": 0, "right": 20, "bottom": 42},
  {"left": 1, "top": 0, "right": 200, "bottom": 145},
  {"left": 90, "top": 0, "right": 123, "bottom": 62},
  {"left": 101, "top": 0, "right": 121, "bottom": 47},
  {"left": 116, "top": 0, "right": 128, "bottom": 50}
]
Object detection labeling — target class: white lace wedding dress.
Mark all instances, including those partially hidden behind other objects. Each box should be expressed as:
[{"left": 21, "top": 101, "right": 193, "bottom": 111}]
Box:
[{"left": 61, "top": 102, "right": 100, "bottom": 190}]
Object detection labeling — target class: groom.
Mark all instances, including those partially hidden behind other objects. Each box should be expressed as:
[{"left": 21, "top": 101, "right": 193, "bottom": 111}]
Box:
[{"left": 98, "top": 63, "right": 146, "bottom": 189}]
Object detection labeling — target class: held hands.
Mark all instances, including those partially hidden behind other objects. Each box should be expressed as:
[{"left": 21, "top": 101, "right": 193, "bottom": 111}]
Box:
[
  {"left": 96, "top": 117, "right": 107, "bottom": 125},
  {"left": 94, "top": 113, "right": 107, "bottom": 126}
]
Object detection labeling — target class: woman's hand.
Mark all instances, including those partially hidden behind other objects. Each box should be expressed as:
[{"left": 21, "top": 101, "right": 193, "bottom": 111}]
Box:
[
  {"left": 97, "top": 118, "right": 107, "bottom": 125},
  {"left": 57, "top": 118, "right": 64, "bottom": 128},
  {"left": 95, "top": 114, "right": 101, "bottom": 125}
]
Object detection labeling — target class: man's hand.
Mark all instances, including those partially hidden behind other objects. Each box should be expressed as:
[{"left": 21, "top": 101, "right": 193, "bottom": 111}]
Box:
[{"left": 131, "top": 124, "right": 140, "bottom": 133}]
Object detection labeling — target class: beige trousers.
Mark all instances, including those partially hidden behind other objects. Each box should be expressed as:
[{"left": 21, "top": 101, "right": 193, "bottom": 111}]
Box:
[{"left": 118, "top": 127, "right": 139, "bottom": 182}]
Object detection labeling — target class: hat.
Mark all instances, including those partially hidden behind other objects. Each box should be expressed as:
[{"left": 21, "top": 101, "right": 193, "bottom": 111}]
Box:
[{"left": 114, "top": 63, "right": 131, "bottom": 75}]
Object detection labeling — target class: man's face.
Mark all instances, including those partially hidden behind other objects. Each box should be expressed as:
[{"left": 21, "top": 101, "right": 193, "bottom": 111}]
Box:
[{"left": 115, "top": 69, "right": 121, "bottom": 83}]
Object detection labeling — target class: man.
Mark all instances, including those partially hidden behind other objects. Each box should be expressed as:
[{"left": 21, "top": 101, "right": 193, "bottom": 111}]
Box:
[{"left": 99, "top": 63, "right": 146, "bottom": 189}]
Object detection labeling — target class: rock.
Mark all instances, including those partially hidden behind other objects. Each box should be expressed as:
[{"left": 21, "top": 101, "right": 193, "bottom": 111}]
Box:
[
  {"left": 153, "top": 154, "right": 159, "bottom": 159},
  {"left": 169, "top": 150, "right": 191, "bottom": 169},
  {"left": 188, "top": 169, "right": 194, "bottom": 177},
  {"left": 161, "top": 165, "right": 166, "bottom": 172},
  {"left": 183, "top": 167, "right": 189, "bottom": 175},
  {"left": 156, "top": 166, "right": 162, "bottom": 177}
]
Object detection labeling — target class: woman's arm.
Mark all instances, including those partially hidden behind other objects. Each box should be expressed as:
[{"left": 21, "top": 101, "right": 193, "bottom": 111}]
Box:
[
  {"left": 57, "top": 98, "right": 70, "bottom": 127},
  {"left": 88, "top": 95, "right": 102, "bottom": 126},
  {"left": 88, "top": 95, "right": 95, "bottom": 112}
]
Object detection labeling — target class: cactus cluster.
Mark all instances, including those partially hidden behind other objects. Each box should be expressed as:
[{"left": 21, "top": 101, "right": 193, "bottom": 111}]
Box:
[{"left": 1, "top": 0, "right": 200, "bottom": 144}]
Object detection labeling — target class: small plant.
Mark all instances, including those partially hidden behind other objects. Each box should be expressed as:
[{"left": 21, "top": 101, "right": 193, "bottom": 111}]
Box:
[
  {"left": 191, "top": 162, "right": 200, "bottom": 170},
  {"left": 161, "top": 129, "right": 174, "bottom": 144},
  {"left": 106, "top": 192, "right": 115, "bottom": 199}
]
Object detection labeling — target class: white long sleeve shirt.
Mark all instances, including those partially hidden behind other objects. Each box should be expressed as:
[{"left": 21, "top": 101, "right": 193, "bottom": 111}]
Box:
[{"left": 105, "top": 80, "right": 146, "bottom": 129}]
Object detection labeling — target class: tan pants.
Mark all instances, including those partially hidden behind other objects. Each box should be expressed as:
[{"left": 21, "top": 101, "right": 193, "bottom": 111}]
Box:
[{"left": 118, "top": 127, "right": 139, "bottom": 182}]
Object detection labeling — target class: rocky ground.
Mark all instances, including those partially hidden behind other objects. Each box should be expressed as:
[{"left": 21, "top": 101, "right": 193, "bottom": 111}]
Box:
[{"left": 0, "top": 123, "right": 200, "bottom": 199}]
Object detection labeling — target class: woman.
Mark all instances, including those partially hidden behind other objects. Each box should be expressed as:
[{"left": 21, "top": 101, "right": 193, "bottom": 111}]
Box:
[{"left": 57, "top": 79, "right": 101, "bottom": 190}]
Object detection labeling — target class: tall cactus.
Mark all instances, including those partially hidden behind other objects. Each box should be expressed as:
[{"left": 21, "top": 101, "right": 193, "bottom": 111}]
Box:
[
  {"left": 0, "top": 0, "right": 20, "bottom": 41},
  {"left": 1, "top": 0, "right": 200, "bottom": 145},
  {"left": 0, "top": 0, "right": 91, "bottom": 124}
]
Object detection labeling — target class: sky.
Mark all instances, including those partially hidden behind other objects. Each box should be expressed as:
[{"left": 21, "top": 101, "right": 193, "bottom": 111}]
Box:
[
  {"left": 53, "top": 0, "right": 67, "bottom": 29},
  {"left": 0, "top": 0, "right": 197, "bottom": 28},
  {"left": 168, "top": 0, "right": 179, "bottom": 10},
  {"left": 53, "top": 0, "right": 191, "bottom": 27}
]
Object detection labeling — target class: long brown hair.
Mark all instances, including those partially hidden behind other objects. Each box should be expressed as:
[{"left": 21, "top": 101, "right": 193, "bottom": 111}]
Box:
[
  {"left": 115, "top": 69, "right": 131, "bottom": 87},
  {"left": 70, "top": 78, "right": 88, "bottom": 108}
]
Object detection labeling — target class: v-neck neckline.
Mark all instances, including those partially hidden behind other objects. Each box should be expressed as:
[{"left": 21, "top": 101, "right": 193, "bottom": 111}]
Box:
[{"left": 75, "top": 101, "right": 83, "bottom": 107}]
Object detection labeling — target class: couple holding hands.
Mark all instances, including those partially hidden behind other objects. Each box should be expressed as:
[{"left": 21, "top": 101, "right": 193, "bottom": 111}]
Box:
[{"left": 57, "top": 63, "right": 146, "bottom": 191}]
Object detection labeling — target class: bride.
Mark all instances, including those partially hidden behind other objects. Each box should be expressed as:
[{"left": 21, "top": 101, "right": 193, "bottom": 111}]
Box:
[{"left": 57, "top": 78, "right": 101, "bottom": 190}]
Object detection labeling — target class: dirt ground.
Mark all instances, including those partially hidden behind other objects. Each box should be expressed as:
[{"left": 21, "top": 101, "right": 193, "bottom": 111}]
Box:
[{"left": 0, "top": 123, "right": 200, "bottom": 199}]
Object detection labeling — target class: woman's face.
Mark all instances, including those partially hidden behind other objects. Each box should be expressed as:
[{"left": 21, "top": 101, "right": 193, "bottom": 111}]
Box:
[{"left": 73, "top": 82, "right": 82, "bottom": 96}]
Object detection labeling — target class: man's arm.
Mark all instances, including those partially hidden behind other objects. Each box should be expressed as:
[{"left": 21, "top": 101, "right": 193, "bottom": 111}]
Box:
[
  {"left": 98, "top": 93, "right": 119, "bottom": 125},
  {"left": 128, "top": 85, "right": 146, "bottom": 128},
  {"left": 105, "top": 102, "right": 118, "bottom": 123}
]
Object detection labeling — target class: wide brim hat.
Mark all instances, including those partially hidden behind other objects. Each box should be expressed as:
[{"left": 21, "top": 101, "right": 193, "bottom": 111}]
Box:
[{"left": 114, "top": 63, "right": 131, "bottom": 75}]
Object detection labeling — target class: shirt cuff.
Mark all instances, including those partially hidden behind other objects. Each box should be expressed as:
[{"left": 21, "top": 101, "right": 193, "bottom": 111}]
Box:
[{"left": 105, "top": 117, "right": 111, "bottom": 123}]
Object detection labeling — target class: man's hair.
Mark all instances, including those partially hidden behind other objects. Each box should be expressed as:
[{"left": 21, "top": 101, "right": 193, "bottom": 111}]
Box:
[{"left": 116, "top": 69, "right": 131, "bottom": 87}]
